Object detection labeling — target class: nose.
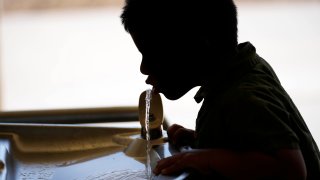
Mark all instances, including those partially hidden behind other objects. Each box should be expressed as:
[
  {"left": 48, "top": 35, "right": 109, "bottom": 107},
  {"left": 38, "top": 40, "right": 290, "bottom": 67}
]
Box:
[{"left": 140, "top": 57, "right": 149, "bottom": 75}]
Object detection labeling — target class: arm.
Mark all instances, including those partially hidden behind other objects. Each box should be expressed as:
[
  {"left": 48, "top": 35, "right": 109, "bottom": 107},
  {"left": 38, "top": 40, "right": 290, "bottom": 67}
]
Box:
[
  {"left": 166, "top": 124, "right": 196, "bottom": 147},
  {"left": 154, "top": 148, "right": 307, "bottom": 180}
]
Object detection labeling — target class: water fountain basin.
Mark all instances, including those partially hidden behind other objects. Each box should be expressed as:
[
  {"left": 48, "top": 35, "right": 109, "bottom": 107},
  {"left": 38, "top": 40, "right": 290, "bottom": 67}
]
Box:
[{"left": 0, "top": 123, "right": 188, "bottom": 180}]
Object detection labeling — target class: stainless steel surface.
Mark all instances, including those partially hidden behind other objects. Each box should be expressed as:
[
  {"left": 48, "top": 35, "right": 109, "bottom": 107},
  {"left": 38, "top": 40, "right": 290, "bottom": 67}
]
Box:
[{"left": 0, "top": 123, "right": 187, "bottom": 180}]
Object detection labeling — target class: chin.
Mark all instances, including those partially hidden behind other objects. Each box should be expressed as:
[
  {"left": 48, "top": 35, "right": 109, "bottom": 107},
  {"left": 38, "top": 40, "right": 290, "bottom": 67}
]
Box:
[
  {"left": 161, "top": 88, "right": 190, "bottom": 101},
  {"left": 163, "top": 94, "right": 181, "bottom": 101}
]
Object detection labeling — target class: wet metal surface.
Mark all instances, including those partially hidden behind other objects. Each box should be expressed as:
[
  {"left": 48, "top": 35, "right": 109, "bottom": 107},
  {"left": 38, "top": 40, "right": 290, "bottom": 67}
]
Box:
[{"left": 0, "top": 123, "right": 187, "bottom": 180}]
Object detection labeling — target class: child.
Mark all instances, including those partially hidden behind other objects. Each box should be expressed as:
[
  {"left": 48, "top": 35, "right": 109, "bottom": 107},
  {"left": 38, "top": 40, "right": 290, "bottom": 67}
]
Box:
[{"left": 121, "top": 0, "right": 320, "bottom": 179}]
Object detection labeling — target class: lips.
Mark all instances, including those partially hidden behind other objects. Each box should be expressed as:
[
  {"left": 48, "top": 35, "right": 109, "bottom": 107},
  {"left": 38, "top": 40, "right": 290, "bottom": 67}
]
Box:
[
  {"left": 145, "top": 76, "right": 153, "bottom": 85},
  {"left": 145, "top": 76, "right": 159, "bottom": 93}
]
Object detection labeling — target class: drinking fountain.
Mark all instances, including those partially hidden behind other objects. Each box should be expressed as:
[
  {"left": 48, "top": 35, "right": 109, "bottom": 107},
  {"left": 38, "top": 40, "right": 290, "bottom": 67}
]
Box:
[{"left": 0, "top": 90, "right": 189, "bottom": 180}]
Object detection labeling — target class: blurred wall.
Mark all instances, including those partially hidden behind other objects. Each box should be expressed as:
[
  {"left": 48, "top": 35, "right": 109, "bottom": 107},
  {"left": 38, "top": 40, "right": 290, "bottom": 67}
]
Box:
[
  {"left": 3, "top": 0, "right": 123, "bottom": 12},
  {"left": 1, "top": 0, "right": 320, "bottom": 144}
]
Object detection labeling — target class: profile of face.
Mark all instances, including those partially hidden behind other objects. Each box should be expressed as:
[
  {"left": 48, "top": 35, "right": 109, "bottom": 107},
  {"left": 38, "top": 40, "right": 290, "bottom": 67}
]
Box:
[{"left": 130, "top": 28, "right": 210, "bottom": 100}]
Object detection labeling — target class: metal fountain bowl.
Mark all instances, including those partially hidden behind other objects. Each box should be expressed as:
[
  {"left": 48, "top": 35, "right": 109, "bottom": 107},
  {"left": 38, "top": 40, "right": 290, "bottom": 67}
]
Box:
[{"left": 0, "top": 107, "right": 188, "bottom": 180}]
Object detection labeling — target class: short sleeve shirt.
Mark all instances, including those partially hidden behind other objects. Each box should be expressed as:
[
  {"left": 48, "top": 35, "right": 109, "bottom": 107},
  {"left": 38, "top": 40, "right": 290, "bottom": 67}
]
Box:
[{"left": 194, "top": 42, "right": 320, "bottom": 179}]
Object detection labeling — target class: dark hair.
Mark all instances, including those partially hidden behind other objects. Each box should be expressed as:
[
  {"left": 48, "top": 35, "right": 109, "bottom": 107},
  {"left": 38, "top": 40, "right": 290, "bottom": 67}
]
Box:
[{"left": 121, "top": 0, "right": 238, "bottom": 51}]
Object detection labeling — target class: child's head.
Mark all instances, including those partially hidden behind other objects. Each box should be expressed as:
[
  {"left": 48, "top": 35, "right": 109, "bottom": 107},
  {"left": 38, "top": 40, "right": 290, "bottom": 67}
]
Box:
[
  {"left": 121, "top": 0, "right": 238, "bottom": 100},
  {"left": 121, "top": 0, "right": 238, "bottom": 48}
]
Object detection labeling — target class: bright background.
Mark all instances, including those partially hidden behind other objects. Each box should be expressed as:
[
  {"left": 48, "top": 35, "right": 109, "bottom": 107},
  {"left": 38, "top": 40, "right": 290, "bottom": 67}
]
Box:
[{"left": 1, "top": 0, "right": 320, "bottom": 145}]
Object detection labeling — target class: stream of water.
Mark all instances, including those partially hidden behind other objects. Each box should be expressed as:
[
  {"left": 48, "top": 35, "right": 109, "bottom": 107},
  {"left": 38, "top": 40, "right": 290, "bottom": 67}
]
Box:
[{"left": 145, "top": 89, "right": 152, "bottom": 180}]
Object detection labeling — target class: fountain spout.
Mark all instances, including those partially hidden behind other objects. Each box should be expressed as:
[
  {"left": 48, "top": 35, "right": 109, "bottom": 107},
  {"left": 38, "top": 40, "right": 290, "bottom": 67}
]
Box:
[{"left": 138, "top": 90, "right": 164, "bottom": 140}]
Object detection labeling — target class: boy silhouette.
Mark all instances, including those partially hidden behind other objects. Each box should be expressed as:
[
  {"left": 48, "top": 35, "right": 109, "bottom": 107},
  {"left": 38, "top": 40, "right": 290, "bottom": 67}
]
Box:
[{"left": 121, "top": 0, "right": 320, "bottom": 179}]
